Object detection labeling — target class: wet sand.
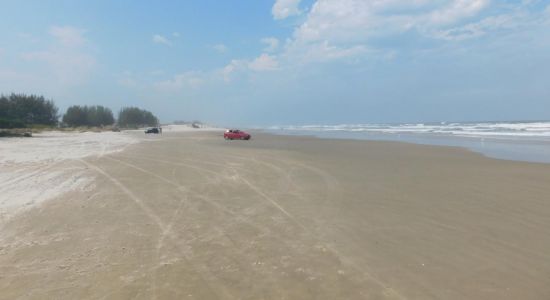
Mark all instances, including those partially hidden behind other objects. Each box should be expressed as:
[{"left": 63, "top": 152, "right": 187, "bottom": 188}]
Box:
[{"left": 1, "top": 131, "right": 549, "bottom": 299}]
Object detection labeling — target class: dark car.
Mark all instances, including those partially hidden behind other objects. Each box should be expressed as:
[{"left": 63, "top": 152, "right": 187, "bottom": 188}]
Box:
[
  {"left": 145, "top": 127, "right": 159, "bottom": 134},
  {"left": 224, "top": 129, "right": 251, "bottom": 140}
]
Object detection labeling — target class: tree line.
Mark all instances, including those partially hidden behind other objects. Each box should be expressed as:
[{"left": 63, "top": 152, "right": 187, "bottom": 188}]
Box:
[
  {"left": 0, "top": 93, "right": 159, "bottom": 129},
  {"left": 0, "top": 94, "right": 58, "bottom": 128},
  {"left": 117, "top": 107, "right": 159, "bottom": 128},
  {"left": 62, "top": 105, "right": 115, "bottom": 127}
]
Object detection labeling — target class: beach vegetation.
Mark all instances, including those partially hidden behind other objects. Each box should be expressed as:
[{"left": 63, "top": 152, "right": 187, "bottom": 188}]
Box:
[
  {"left": 1, "top": 93, "right": 160, "bottom": 132},
  {"left": 62, "top": 105, "right": 115, "bottom": 127},
  {"left": 0, "top": 93, "right": 58, "bottom": 128},
  {"left": 117, "top": 107, "right": 158, "bottom": 128}
]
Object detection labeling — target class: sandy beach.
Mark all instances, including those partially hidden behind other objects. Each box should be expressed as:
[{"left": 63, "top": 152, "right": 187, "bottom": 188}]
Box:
[{"left": 1, "top": 130, "right": 550, "bottom": 299}]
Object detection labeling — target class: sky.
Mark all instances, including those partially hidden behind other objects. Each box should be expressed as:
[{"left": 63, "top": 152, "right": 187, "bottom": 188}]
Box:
[{"left": 1, "top": 0, "right": 550, "bottom": 126}]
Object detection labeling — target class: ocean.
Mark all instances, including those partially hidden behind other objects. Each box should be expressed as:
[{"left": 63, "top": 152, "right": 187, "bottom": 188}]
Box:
[{"left": 265, "top": 121, "right": 550, "bottom": 164}]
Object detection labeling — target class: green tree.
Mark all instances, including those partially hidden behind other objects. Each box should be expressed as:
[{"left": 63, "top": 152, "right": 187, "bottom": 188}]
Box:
[
  {"left": 63, "top": 106, "right": 86, "bottom": 127},
  {"left": 118, "top": 107, "right": 158, "bottom": 128},
  {"left": 62, "top": 105, "right": 115, "bottom": 127},
  {"left": 93, "top": 105, "right": 115, "bottom": 126},
  {"left": 0, "top": 93, "right": 58, "bottom": 128}
]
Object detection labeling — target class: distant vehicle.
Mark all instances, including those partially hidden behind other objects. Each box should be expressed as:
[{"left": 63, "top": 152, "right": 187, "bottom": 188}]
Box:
[
  {"left": 224, "top": 129, "right": 251, "bottom": 140},
  {"left": 145, "top": 127, "right": 159, "bottom": 134}
]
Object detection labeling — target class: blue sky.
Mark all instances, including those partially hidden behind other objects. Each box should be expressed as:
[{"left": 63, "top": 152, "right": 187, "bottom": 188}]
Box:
[{"left": 1, "top": 0, "right": 550, "bottom": 126}]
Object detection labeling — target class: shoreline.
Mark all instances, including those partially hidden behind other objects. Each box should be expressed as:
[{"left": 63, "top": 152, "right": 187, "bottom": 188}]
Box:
[{"left": 262, "top": 129, "right": 550, "bottom": 165}]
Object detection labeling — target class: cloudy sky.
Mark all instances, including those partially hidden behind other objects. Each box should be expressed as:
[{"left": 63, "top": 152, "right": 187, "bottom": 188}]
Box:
[{"left": 1, "top": 0, "right": 550, "bottom": 126}]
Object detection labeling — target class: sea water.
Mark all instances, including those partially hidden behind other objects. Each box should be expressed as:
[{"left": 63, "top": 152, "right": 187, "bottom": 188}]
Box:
[{"left": 266, "top": 121, "right": 550, "bottom": 164}]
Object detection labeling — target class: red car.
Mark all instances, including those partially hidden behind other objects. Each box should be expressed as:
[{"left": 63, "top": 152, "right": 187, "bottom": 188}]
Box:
[{"left": 224, "top": 129, "right": 251, "bottom": 140}]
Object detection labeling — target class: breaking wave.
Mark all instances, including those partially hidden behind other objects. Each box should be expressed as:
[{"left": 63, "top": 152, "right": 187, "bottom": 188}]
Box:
[{"left": 270, "top": 121, "right": 550, "bottom": 138}]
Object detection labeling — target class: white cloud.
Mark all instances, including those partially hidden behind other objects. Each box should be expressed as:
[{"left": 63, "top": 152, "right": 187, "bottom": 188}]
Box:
[
  {"left": 433, "top": 14, "right": 517, "bottom": 41},
  {"left": 221, "top": 59, "right": 247, "bottom": 81},
  {"left": 248, "top": 54, "right": 279, "bottom": 71},
  {"left": 154, "top": 72, "right": 204, "bottom": 92},
  {"left": 430, "top": 2, "right": 550, "bottom": 41},
  {"left": 291, "top": 41, "right": 368, "bottom": 63},
  {"left": 429, "top": 0, "right": 490, "bottom": 25},
  {"left": 172, "top": 32, "right": 180, "bottom": 37},
  {"left": 281, "top": 0, "right": 496, "bottom": 63},
  {"left": 272, "top": 0, "right": 302, "bottom": 20},
  {"left": 292, "top": 0, "right": 494, "bottom": 43},
  {"left": 19, "top": 26, "right": 96, "bottom": 85},
  {"left": 209, "top": 0, "right": 546, "bottom": 74},
  {"left": 261, "top": 37, "right": 280, "bottom": 52},
  {"left": 49, "top": 26, "right": 87, "bottom": 47},
  {"left": 293, "top": 0, "right": 371, "bottom": 43},
  {"left": 220, "top": 54, "right": 279, "bottom": 82},
  {"left": 153, "top": 34, "right": 172, "bottom": 46},
  {"left": 150, "top": 1, "right": 547, "bottom": 88},
  {"left": 213, "top": 43, "right": 228, "bottom": 53}
]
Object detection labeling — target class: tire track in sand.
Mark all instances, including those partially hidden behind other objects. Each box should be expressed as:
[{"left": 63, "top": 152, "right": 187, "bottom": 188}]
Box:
[
  {"left": 123, "top": 148, "right": 408, "bottom": 299},
  {"left": 105, "top": 156, "right": 264, "bottom": 229},
  {"left": 80, "top": 158, "right": 225, "bottom": 300},
  {"left": 78, "top": 159, "right": 167, "bottom": 233},
  {"left": 102, "top": 156, "right": 276, "bottom": 299},
  {"left": 222, "top": 155, "right": 407, "bottom": 300},
  {"left": 94, "top": 151, "right": 406, "bottom": 300}
]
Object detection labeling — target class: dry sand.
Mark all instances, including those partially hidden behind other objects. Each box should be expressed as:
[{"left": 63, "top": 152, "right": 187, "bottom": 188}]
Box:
[
  {"left": 1, "top": 130, "right": 549, "bottom": 299},
  {"left": 0, "top": 131, "right": 141, "bottom": 223}
]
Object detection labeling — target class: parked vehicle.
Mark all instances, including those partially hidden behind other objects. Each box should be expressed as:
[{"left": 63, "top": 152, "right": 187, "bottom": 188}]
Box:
[
  {"left": 145, "top": 127, "right": 159, "bottom": 134},
  {"left": 224, "top": 129, "right": 251, "bottom": 140}
]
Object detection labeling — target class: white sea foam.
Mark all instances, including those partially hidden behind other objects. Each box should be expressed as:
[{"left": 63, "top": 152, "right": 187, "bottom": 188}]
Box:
[{"left": 272, "top": 121, "right": 550, "bottom": 138}]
